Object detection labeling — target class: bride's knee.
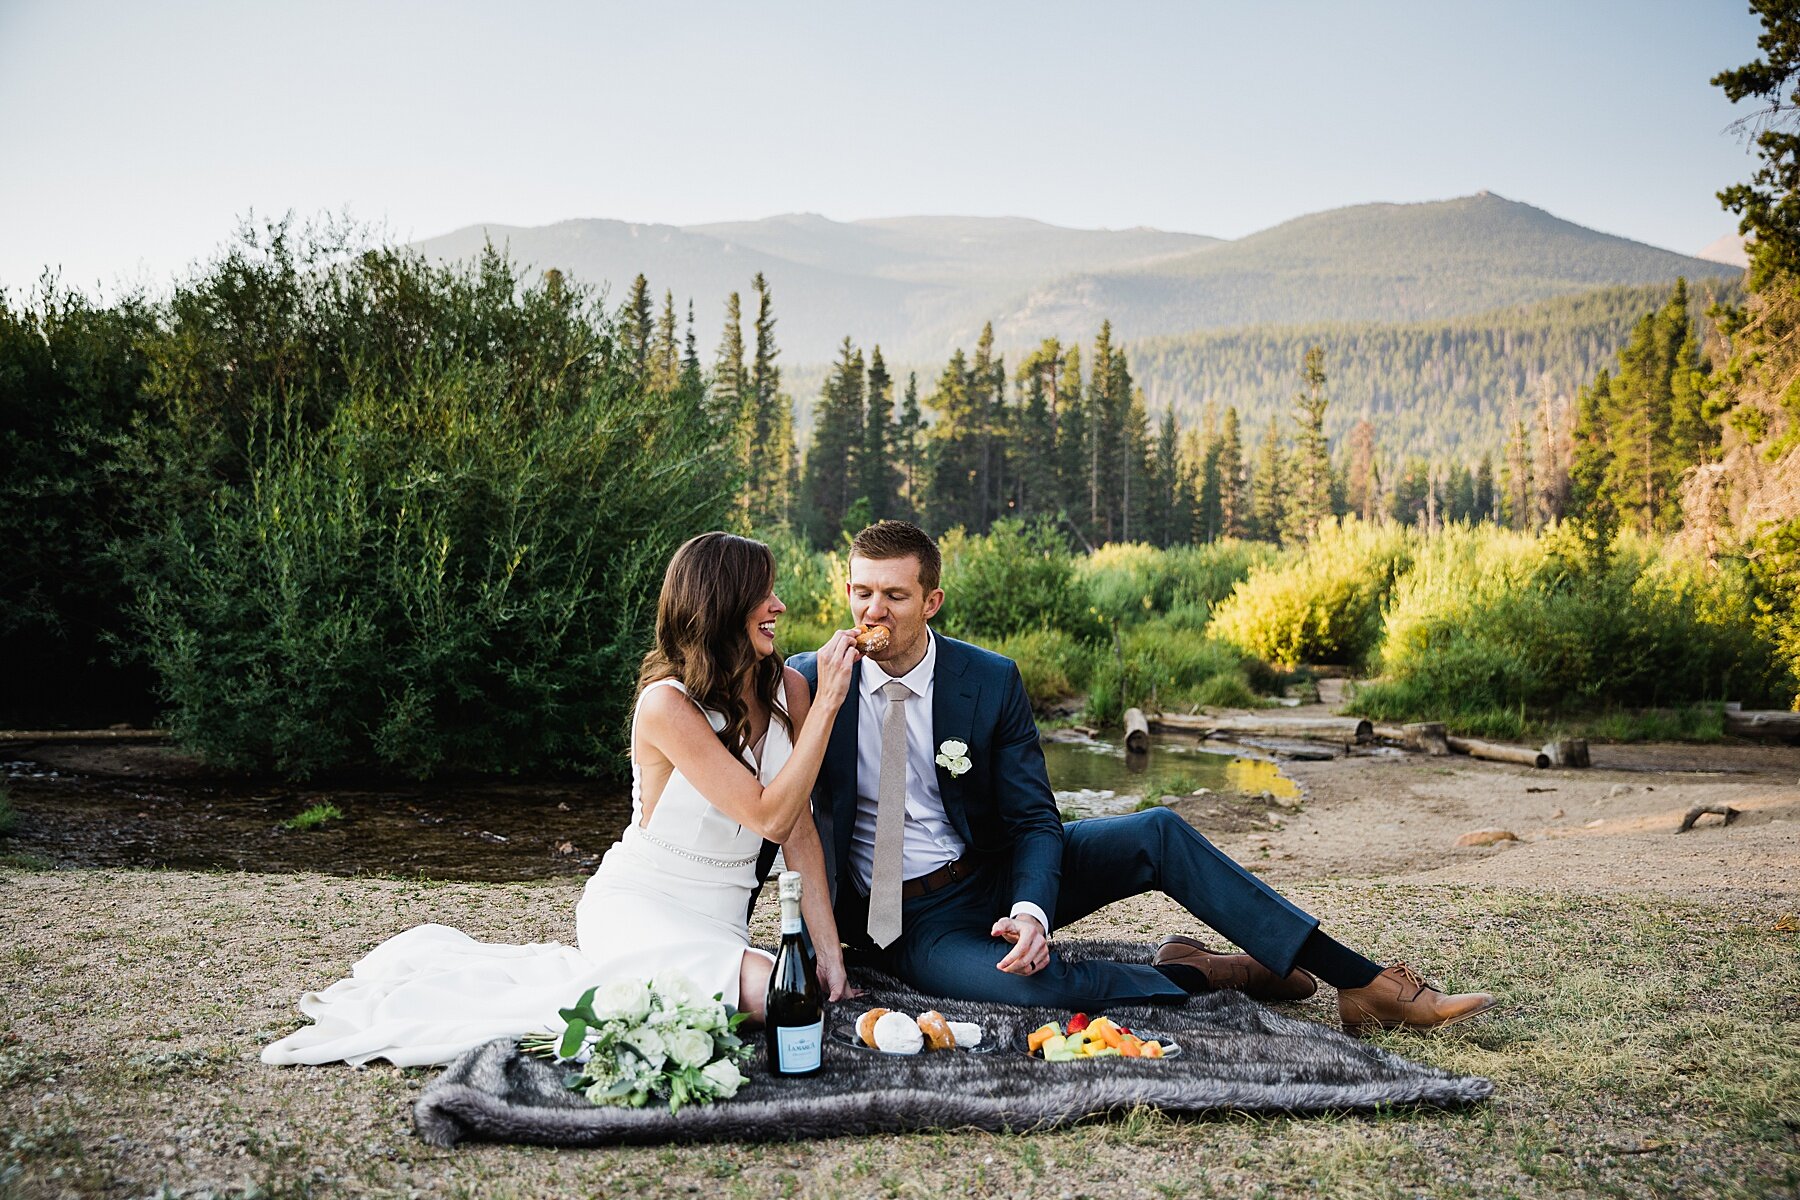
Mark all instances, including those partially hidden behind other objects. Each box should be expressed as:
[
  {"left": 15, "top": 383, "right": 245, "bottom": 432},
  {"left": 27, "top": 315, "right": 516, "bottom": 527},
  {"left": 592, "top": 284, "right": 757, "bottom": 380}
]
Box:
[{"left": 738, "top": 950, "right": 772, "bottom": 1023}]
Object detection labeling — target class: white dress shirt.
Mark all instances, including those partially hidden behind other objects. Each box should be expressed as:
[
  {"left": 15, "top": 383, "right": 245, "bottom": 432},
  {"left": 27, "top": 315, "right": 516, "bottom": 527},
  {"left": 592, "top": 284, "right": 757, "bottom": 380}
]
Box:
[{"left": 850, "top": 629, "right": 1051, "bottom": 935}]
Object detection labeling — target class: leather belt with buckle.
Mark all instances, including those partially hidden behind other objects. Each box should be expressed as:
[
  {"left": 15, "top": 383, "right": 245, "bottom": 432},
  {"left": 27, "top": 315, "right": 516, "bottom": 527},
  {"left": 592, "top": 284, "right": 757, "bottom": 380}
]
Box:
[{"left": 900, "top": 857, "right": 971, "bottom": 901}]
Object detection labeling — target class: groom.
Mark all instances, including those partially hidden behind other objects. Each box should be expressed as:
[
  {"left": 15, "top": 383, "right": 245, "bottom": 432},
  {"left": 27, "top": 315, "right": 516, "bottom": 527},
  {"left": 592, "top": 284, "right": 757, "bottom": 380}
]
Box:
[{"left": 786, "top": 521, "right": 1494, "bottom": 1032}]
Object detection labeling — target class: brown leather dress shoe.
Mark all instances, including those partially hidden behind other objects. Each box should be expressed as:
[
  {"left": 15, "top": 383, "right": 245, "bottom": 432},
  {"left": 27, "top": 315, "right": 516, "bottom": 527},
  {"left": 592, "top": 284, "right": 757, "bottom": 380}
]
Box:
[
  {"left": 1337, "top": 963, "right": 1497, "bottom": 1034},
  {"left": 1152, "top": 934, "right": 1319, "bottom": 1002}
]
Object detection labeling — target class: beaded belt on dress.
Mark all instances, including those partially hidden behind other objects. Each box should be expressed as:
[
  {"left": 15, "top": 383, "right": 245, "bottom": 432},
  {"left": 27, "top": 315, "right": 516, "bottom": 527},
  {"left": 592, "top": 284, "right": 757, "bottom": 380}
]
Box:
[{"left": 632, "top": 824, "right": 759, "bottom": 868}]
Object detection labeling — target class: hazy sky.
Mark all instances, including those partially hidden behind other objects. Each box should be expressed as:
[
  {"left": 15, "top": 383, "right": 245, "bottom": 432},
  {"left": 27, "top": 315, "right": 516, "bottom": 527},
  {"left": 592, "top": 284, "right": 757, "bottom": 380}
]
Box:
[{"left": 0, "top": 0, "right": 1770, "bottom": 295}]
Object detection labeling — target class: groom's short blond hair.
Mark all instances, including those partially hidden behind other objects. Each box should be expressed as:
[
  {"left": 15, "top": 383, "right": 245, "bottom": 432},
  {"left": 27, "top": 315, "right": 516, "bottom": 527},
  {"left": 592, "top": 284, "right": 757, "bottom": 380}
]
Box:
[{"left": 849, "top": 521, "right": 941, "bottom": 593}]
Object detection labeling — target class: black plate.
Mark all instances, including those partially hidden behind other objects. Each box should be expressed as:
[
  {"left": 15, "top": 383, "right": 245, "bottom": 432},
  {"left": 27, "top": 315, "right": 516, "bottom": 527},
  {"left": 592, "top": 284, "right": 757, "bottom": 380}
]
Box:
[
  {"left": 831, "top": 1017, "right": 1000, "bottom": 1056},
  {"left": 1016, "top": 1028, "right": 1184, "bottom": 1061}
]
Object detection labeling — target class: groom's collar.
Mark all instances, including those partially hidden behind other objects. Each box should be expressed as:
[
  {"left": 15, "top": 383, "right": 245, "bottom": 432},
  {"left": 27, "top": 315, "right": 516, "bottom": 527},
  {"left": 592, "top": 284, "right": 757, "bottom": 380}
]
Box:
[{"left": 858, "top": 627, "right": 938, "bottom": 698}]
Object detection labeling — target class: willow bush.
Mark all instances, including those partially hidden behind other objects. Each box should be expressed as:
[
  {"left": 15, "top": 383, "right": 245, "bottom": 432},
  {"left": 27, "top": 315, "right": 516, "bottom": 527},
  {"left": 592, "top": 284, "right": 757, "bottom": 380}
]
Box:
[
  {"left": 1350, "top": 525, "right": 1793, "bottom": 730},
  {"left": 1077, "top": 540, "right": 1275, "bottom": 630},
  {"left": 1208, "top": 518, "right": 1414, "bottom": 667},
  {"left": 121, "top": 228, "right": 731, "bottom": 777}
]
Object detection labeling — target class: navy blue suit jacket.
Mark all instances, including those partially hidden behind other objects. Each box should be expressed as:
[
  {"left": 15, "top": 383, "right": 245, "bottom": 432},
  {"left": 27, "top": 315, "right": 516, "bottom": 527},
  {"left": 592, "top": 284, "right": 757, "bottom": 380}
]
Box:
[{"left": 787, "top": 632, "right": 1065, "bottom": 940}]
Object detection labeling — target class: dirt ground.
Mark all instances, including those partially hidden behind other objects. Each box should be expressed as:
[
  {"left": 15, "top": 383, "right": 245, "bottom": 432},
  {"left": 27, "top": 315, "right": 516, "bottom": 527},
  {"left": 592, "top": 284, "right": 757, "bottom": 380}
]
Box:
[{"left": 2, "top": 727, "right": 1797, "bottom": 1199}]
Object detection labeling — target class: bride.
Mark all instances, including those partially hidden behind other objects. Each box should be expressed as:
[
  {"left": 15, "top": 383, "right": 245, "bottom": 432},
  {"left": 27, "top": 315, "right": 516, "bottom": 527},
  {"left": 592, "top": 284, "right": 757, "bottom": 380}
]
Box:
[{"left": 263, "top": 532, "right": 861, "bottom": 1067}]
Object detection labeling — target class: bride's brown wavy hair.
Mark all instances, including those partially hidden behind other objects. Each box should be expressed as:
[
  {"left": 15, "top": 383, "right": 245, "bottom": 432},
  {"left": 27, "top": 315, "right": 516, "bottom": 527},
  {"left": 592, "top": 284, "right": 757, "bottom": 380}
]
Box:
[{"left": 638, "top": 532, "right": 792, "bottom": 758}]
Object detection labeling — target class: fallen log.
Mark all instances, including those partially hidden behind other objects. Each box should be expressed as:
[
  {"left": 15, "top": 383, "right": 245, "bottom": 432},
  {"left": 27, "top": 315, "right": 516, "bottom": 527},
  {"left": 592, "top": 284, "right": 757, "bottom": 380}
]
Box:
[
  {"left": 1723, "top": 709, "right": 1800, "bottom": 741},
  {"left": 1446, "top": 735, "right": 1549, "bottom": 768},
  {"left": 1542, "top": 739, "right": 1590, "bottom": 768},
  {"left": 1122, "top": 707, "right": 1151, "bottom": 754},
  {"left": 0, "top": 728, "right": 170, "bottom": 744},
  {"left": 1372, "top": 721, "right": 1450, "bottom": 755},
  {"left": 1150, "top": 713, "right": 1373, "bottom": 744}
]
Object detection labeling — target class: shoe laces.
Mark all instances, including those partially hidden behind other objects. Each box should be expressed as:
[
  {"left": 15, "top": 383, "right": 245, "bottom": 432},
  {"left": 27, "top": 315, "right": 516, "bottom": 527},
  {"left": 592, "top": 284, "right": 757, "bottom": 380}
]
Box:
[{"left": 1388, "top": 962, "right": 1436, "bottom": 995}]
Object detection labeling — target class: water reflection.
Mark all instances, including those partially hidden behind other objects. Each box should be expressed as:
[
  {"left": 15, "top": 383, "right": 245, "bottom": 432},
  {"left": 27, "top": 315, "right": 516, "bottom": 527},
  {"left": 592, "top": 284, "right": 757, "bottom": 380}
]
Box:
[{"left": 1040, "top": 733, "right": 1297, "bottom": 820}]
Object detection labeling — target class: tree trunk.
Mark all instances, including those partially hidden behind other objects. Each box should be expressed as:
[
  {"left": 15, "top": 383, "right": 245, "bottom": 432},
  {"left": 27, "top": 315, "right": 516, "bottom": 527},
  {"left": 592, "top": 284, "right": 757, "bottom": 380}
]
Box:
[
  {"left": 1150, "top": 713, "right": 1373, "bottom": 744},
  {"left": 1122, "top": 708, "right": 1151, "bottom": 754}
]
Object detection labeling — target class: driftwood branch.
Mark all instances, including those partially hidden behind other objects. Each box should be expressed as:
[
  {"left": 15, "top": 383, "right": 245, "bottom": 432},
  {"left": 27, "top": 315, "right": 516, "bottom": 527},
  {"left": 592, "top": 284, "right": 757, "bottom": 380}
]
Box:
[{"left": 1677, "top": 805, "right": 1740, "bottom": 832}]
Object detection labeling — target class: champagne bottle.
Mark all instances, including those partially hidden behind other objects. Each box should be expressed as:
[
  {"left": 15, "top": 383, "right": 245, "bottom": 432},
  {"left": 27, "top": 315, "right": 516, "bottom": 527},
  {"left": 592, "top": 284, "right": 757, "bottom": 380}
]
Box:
[{"left": 764, "top": 870, "right": 824, "bottom": 1076}]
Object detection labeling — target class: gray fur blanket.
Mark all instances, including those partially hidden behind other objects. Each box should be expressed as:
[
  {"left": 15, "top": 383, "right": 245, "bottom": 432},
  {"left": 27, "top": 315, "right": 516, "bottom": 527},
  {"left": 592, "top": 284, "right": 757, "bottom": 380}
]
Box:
[{"left": 414, "top": 941, "right": 1492, "bottom": 1147}]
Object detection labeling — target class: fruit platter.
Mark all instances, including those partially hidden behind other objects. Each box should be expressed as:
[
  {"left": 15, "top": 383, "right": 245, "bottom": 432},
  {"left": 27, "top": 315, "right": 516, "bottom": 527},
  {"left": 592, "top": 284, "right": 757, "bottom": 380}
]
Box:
[{"left": 1021, "top": 1013, "right": 1181, "bottom": 1061}]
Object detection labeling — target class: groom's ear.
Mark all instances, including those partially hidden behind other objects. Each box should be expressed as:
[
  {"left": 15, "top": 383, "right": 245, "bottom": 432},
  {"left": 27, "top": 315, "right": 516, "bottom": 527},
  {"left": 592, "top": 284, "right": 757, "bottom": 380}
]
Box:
[{"left": 923, "top": 587, "right": 944, "bottom": 621}]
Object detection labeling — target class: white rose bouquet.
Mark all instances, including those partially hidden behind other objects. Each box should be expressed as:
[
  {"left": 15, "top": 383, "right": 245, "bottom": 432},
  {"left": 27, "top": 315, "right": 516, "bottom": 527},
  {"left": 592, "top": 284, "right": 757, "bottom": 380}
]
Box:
[{"left": 520, "top": 973, "right": 753, "bottom": 1114}]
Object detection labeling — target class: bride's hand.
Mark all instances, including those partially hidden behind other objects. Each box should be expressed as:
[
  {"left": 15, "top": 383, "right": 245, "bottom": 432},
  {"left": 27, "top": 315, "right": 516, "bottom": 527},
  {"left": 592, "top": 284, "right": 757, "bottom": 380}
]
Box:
[{"left": 813, "top": 629, "right": 859, "bottom": 710}]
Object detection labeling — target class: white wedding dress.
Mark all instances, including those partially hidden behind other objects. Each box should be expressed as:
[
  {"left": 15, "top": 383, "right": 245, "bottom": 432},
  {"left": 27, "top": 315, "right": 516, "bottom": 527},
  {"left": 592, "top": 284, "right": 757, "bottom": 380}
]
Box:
[{"left": 262, "top": 679, "right": 788, "bottom": 1067}]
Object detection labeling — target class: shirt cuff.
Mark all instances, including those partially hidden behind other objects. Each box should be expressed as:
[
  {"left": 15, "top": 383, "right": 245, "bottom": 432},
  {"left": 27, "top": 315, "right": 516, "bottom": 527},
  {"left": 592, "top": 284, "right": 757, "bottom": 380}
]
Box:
[{"left": 1009, "top": 901, "right": 1050, "bottom": 937}]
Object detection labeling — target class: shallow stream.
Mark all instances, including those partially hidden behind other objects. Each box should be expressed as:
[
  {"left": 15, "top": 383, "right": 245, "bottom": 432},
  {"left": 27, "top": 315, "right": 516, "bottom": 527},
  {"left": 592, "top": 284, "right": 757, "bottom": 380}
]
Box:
[{"left": 1, "top": 733, "right": 1293, "bottom": 881}]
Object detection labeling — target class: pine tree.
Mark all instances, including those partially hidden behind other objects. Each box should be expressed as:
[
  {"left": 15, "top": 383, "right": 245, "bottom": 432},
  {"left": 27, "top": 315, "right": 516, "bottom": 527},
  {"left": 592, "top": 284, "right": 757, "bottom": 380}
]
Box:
[
  {"left": 745, "top": 274, "right": 791, "bottom": 528},
  {"left": 650, "top": 290, "right": 680, "bottom": 394},
  {"left": 1014, "top": 339, "right": 1064, "bottom": 521},
  {"left": 896, "top": 372, "right": 925, "bottom": 520},
  {"left": 1217, "top": 405, "right": 1245, "bottom": 538},
  {"left": 1568, "top": 367, "right": 1616, "bottom": 556},
  {"left": 1346, "top": 418, "right": 1377, "bottom": 521},
  {"left": 1153, "top": 404, "right": 1182, "bottom": 545},
  {"left": 1531, "top": 376, "right": 1570, "bottom": 526},
  {"left": 1120, "top": 382, "right": 1152, "bottom": 543},
  {"left": 1055, "top": 345, "right": 1087, "bottom": 532},
  {"left": 801, "top": 338, "right": 866, "bottom": 545},
  {"left": 714, "top": 292, "right": 749, "bottom": 524},
  {"left": 1501, "top": 414, "right": 1534, "bottom": 530},
  {"left": 680, "top": 299, "right": 703, "bottom": 394},
  {"left": 860, "top": 346, "right": 901, "bottom": 520},
  {"left": 1284, "top": 346, "right": 1333, "bottom": 542},
  {"left": 1389, "top": 458, "right": 1431, "bottom": 525},
  {"left": 1474, "top": 454, "right": 1496, "bottom": 522},
  {"left": 970, "top": 322, "right": 1006, "bottom": 532},
  {"left": 924, "top": 348, "right": 980, "bottom": 534},
  {"left": 1250, "top": 415, "right": 1286, "bottom": 543},
  {"left": 623, "top": 274, "right": 653, "bottom": 373}
]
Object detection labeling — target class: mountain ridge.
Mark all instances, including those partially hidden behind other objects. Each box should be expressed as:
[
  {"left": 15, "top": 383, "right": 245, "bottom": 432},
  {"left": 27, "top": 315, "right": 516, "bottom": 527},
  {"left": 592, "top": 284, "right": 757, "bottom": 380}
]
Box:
[{"left": 410, "top": 195, "right": 1735, "bottom": 362}]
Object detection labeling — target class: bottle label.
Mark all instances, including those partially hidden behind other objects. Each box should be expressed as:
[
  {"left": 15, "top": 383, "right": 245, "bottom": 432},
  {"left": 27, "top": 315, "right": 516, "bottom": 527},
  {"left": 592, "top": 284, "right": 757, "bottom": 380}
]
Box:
[{"left": 775, "top": 1018, "right": 823, "bottom": 1072}]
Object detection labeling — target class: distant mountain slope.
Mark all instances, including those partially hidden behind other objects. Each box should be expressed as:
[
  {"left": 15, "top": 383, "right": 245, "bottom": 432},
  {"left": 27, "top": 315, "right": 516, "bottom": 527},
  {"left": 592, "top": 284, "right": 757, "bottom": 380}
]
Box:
[
  {"left": 1695, "top": 231, "right": 1750, "bottom": 268},
  {"left": 411, "top": 195, "right": 1726, "bottom": 364},
  {"left": 993, "top": 193, "right": 1732, "bottom": 344},
  {"left": 413, "top": 214, "right": 1211, "bottom": 361},
  {"left": 1125, "top": 277, "right": 1742, "bottom": 462}
]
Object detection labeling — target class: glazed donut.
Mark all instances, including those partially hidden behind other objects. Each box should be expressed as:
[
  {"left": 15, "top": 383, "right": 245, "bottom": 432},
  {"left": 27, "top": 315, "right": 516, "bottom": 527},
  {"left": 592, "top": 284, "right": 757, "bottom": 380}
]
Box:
[
  {"left": 856, "top": 1007, "right": 892, "bottom": 1048},
  {"left": 916, "top": 1009, "right": 956, "bottom": 1052},
  {"left": 853, "top": 623, "right": 892, "bottom": 654}
]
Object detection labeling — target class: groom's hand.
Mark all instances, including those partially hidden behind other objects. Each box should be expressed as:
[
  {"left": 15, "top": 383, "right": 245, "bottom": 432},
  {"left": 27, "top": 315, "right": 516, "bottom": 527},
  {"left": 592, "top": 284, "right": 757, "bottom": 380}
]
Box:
[{"left": 991, "top": 914, "right": 1049, "bottom": 975}]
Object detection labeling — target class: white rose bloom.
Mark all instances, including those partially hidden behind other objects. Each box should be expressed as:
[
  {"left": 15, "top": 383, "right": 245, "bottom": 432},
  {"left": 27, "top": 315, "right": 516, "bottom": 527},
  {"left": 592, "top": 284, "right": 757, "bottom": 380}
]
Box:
[
  {"left": 666, "top": 1027, "right": 715, "bottom": 1070},
  {"left": 652, "top": 970, "right": 699, "bottom": 1007},
  {"left": 594, "top": 979, "right": 652, "bottom": 1022},
  {"left": 940, "top": 739, "right": 968, "bottom": 757},
  {"left": 700, "top": 1057, "right": 745, "bottom": 1098},
  {"left": 681, "top": 1001, "right": 726, "bottom": 1032},
  {"left": 953, "top": 756, "right": 972, "bottom": 774},
  {"left": 624, "top": 1025, "right": 668, "bottom": 1070}
]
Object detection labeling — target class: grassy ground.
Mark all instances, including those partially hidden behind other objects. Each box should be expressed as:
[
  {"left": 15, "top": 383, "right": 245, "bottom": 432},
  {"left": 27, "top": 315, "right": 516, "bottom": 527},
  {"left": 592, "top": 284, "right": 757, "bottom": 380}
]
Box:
[{"left": 1, "top": 868, "right": 1795, "bottom": 1199}]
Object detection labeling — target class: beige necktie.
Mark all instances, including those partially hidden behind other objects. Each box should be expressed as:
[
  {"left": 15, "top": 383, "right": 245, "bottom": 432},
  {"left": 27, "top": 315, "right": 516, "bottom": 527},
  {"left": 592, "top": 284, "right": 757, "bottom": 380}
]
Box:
[{"left": 867, "top": 680, "right": 912, "bottom": 948}]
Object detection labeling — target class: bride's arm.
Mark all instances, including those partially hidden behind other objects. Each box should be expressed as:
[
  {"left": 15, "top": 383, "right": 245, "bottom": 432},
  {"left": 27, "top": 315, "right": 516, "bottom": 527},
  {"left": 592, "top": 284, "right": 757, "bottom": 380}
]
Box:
[
  {"left": 777, "top": 671, "right": 855, "bottom": 1001},
  {"left": 637, "top": 631, "right": 859, "bottom": 843}
]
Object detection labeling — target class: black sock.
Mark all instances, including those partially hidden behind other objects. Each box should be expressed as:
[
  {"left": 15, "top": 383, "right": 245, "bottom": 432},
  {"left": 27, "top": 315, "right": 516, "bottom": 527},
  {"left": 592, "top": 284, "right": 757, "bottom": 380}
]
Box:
[
  {"left": 1153, "top": 962, "right": 1217, "bottom": 994},
  {"left": 1293, "top": 928, "right": 1383, "bottom": 990}
]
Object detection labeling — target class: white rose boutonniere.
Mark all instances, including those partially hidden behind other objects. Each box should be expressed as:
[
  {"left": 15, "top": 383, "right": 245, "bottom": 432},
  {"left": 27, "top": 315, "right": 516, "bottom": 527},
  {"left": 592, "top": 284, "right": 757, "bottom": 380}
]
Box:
[{"left": 935, "top": 738, "right": 972, "bottom": 778}]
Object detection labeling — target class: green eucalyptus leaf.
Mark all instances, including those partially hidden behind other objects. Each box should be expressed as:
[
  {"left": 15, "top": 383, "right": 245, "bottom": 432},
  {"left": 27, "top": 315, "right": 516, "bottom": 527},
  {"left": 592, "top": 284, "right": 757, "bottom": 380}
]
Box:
[{"left": 558, "top": 1018, "right": 588, "bottom": 1060}]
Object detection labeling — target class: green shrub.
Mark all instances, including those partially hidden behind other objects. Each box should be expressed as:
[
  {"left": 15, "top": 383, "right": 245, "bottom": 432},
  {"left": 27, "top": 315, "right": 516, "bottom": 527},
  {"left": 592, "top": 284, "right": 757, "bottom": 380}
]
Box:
[
  {"left": 937, "top": 519, "right": 1097, "bottom": 641},
  {"left": 281, "top": 802, "right": 344, "bottom": 832},
  {"left": 766, "top": 531, "right": 847, "bottom": 659},
  {"left": 1078, "top": 540, "right": 1275, "bottom": 630},
  {"left": 1086, "top": 619, "right": 1261, "bottom": 725},
  {"left": 1349, "top": 524, "right": 1793, "bottom": 728},
  {"left": 1209, "top": 518, "right": 1414, "bottom": 667},
  {"left": 988, "top": 628, "right": 1093, "bottom": 709},
  {"left": 121, "top": 238, "right": 733, "bottom": 779}
]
